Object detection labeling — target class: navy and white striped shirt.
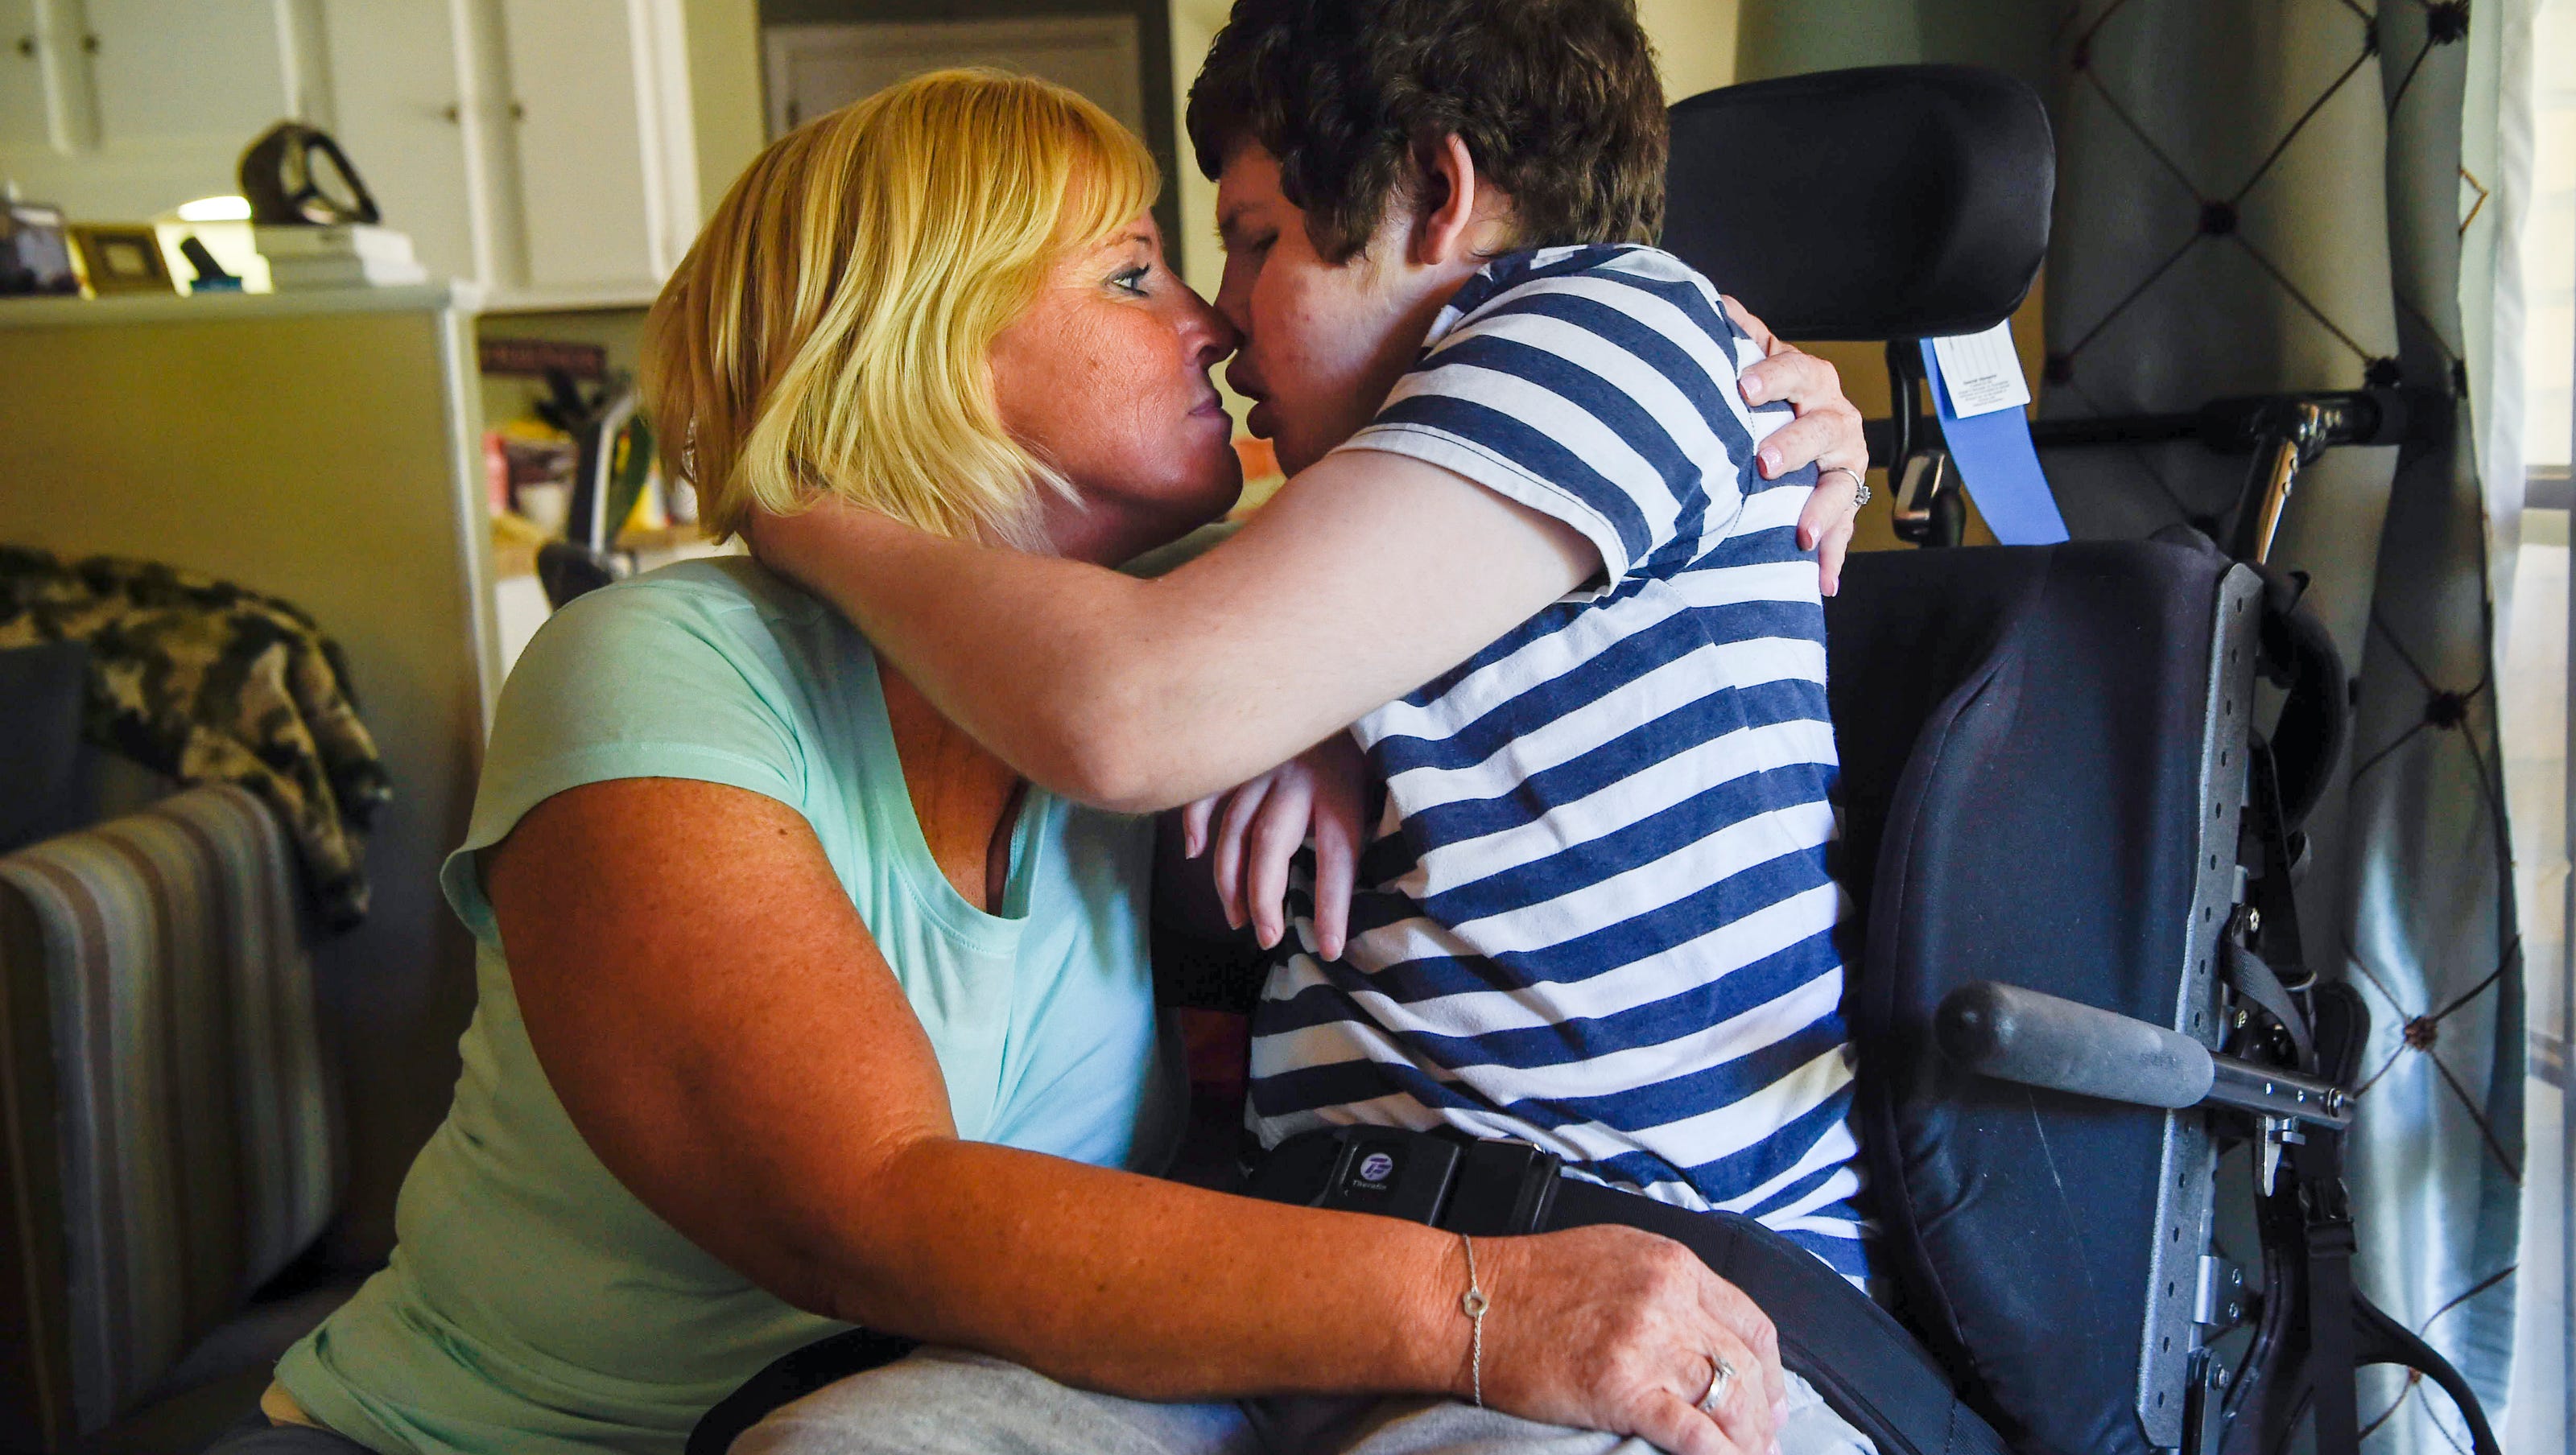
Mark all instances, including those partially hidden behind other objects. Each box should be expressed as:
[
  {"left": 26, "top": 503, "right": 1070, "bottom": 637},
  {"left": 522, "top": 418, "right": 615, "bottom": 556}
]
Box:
[{"left": 1247, "top": 244, "right": 1868, "bottom": 1280}]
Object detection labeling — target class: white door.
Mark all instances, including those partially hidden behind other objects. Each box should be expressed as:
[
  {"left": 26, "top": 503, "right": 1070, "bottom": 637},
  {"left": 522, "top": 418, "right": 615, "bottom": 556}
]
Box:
[
  {"left": 763, "top": 17, "right": 1144, "bottom": 141},
  {"left": 316, "top": 0, "right": 477, "bottom": 285},
  {"left": 494, "top": 0, "right": 691, "bottom": 299}
]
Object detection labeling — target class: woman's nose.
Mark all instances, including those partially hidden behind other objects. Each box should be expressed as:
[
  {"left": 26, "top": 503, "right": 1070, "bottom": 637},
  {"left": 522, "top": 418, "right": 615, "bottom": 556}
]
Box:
[{"left": 1182, "top": 287, "right": 1241, "bottom": 366}]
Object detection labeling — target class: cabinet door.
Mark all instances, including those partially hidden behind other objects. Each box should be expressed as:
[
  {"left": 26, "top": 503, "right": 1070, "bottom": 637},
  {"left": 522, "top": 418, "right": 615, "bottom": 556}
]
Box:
[
  {"left": 494, "top": 0, "right": 663, "bottom": 295},
  {"left": 316, "top": 0, "right": 478, "bottom": 286},
  {"left": 82, "top": 0, "right": 289, "bottom": 147},
  {"left": 11, "top": 0, "right": 307, "bottom": 219},
  {"left": 0, "top": 0, "right": 59, "bottom": 153}
]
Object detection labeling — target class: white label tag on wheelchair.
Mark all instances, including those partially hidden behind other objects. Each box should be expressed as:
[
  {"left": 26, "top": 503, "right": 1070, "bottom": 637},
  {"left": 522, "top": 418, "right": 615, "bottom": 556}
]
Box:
[{"left": 1930, "top": 319, "right": 2033, "bottom": 417}]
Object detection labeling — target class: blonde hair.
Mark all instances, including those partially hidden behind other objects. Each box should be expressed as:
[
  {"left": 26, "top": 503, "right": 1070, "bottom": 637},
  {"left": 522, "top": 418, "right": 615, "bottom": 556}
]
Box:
[{"left": 642, "top": 68, "right": 1160, "bottom": 546}]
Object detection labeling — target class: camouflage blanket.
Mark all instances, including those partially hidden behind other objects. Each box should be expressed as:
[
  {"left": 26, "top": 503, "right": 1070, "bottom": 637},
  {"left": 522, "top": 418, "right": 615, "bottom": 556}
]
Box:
[{"left": 0, "top": 546, "right": 390, "bottom": 929}]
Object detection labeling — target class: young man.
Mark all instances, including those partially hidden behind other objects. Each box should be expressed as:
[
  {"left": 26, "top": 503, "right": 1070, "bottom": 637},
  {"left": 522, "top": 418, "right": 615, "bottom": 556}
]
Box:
[{"left": 754, "top": 0, "right": 1897, "bottom": 1449}]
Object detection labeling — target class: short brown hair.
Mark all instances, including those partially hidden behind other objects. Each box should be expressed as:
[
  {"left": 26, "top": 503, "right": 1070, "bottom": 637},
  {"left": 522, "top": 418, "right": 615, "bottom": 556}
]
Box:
[{"left": 1184, "top": 0, "right": 1669, "bottom": 263}]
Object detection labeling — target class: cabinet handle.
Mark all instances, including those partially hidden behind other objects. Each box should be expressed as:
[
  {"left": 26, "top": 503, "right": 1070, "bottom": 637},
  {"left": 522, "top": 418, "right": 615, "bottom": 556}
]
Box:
[
  {"left": 80, "top": 32, "right": 97, "bottom": 54},
  {"left": 442, "top": 104, "right": 460, "bottom": 123},
  {"left": 509, "top": 101, "right": 525, "bottom": 121},
  {"left": 14, "top": 35, "right": 32, "bottom": 58}
]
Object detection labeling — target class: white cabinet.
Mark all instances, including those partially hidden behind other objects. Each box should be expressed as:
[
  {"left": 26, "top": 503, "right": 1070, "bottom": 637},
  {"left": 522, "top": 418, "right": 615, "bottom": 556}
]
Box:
[
  {"left": 0, "top": 0, "right": 320, "bottom": 222},
  {"left": 0, "top": 0, "right": 52, "bottom": 154},
  {"left": 492, "top": 0, "right": 694, "bottom": 301},
  {"left": 0, "top": 0, "right": 699, "bottom": 311},
  {"left": 313, "top": 0, "right": 480, "bottom": 300}
]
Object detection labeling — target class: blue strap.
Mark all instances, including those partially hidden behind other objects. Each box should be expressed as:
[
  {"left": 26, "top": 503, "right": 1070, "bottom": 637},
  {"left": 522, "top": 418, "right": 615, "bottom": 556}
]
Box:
[{"left": 1918, "top": 336, "right": 2070, "bottom": 545}]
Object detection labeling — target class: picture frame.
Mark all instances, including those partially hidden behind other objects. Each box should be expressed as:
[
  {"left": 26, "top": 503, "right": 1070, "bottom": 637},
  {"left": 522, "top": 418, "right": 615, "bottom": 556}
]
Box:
[{"left": 68, "top": 224, "right": 175, "bottom": 296}]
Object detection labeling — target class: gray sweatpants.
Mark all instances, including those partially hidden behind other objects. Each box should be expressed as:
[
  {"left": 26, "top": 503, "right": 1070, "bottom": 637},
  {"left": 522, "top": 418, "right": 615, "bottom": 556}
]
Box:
[{"left": 734, "top": 1346, "right": 1877, "bottom": 1455}]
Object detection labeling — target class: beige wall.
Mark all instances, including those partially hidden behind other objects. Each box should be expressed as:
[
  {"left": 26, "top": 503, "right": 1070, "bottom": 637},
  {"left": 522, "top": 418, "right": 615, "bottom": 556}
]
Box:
[{"left": 1639, "top": 0, "right": 1741, "bottom": 103}]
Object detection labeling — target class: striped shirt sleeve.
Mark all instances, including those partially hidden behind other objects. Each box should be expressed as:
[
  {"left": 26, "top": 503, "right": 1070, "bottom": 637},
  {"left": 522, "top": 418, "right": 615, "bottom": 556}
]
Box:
[{"left": 1335, "top": 249, "right": 1778, "bottom": 584}]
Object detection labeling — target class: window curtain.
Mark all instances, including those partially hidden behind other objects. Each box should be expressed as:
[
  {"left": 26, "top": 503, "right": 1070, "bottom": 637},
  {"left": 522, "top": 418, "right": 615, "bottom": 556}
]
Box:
[{"left": 1739, "top": 3, "right": 2529, "bottom": 1449}]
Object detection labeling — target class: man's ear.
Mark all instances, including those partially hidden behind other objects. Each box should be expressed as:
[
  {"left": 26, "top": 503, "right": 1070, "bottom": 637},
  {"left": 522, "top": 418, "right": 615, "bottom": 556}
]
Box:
[{"left": 1410, "top": 134, "right": 1485, "bottom": 267}]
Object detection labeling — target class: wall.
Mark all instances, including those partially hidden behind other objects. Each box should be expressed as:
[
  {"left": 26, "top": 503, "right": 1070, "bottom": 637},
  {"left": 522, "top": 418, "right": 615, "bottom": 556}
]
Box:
[
  {"left": 1639, "top": 0, "right": 1740, "bottom": 103},
  {"left": 686, "top": 0, "right": 772, "bottom": 212}
]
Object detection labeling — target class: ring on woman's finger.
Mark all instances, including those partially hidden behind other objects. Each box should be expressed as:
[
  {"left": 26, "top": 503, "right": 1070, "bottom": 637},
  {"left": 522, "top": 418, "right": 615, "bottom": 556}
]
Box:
[
  {"left": 1821, "top": 466, "right": 1868, "bottom": 509},
  {"left": 1699, "top": 1353, "right": 1737, "bottom": 1413}
]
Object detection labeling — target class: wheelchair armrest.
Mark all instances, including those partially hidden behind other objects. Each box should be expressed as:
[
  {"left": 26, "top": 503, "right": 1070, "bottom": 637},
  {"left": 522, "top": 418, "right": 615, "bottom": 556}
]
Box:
[
  {"left": 1937, "top": 981, "right": 2355, "bottom": 1128},
  {"left": 1936, "top": 981, "right": 2215, "bottom": 1108}
]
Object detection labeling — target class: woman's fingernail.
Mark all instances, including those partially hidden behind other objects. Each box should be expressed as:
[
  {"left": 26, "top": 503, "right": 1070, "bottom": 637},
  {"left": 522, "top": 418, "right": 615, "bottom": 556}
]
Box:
[
  {"left": 1798, "top": 528, "right": 1816, "bottom": 550},
  {"left": 1740, "top": 375, "right": 1767, "bottom": 404},
  {"left": 1759, "top": 447, "right": 1781, "bottom": 477},
  {"left": 1185, "top": 830, "right": 1203, "bottom": 857}
]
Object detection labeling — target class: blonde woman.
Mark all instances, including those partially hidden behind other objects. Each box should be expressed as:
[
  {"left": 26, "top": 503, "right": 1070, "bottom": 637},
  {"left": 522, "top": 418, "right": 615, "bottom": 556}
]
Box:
[{"left": 221, "top": 69, "right": 1865, "bottom": 1455}]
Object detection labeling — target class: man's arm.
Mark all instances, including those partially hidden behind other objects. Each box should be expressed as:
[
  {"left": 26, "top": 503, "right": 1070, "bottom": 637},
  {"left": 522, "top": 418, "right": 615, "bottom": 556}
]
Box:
[{"left": 753, "top": 449, "right": 1596, "bottom": 813}]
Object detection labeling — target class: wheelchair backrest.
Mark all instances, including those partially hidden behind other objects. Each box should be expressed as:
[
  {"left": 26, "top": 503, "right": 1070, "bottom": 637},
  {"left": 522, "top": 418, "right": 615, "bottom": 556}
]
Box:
[{"left": 1825, "top": 542, "right": 2260, "bottom": 1454}]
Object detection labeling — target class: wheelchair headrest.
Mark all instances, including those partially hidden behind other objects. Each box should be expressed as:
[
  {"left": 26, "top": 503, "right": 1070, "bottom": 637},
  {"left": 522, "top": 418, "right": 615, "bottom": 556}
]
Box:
[{"left": 1661, "top": 65, "right": 2054, "bottom": 341}]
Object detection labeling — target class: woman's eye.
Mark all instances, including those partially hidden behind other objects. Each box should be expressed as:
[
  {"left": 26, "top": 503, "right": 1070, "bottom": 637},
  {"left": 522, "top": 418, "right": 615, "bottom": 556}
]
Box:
[{"left": 1113, "top": 266, "right": 1151, "bottom": 295}]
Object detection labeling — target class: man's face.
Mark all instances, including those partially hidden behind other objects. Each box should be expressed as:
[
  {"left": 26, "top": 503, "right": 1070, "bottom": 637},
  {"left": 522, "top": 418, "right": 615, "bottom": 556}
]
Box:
[{"left": 1213, "top": 147, "right": 1453, "bottom": 476}]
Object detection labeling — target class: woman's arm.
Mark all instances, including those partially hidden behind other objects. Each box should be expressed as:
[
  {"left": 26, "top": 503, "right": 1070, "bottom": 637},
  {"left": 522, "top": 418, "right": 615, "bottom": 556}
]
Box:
[
  {"left": 753, "top": 448, "right": 1594, "bottom": 812},
  {"left": 489, "top": 776, "right": 1783, "bottom": 1455}
]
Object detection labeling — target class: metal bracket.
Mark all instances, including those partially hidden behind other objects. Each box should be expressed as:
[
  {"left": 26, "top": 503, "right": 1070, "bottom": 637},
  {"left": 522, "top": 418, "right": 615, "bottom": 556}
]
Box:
[
  {"left": 2134, "top": 564, "right": 2264, "bottom": 1449},
  {"left": 2181, "top": 1348, "right": 2229, "bottom": 1455},
  {"left": 1891, "top": 448, "right": 1960, "bottom": 545},
  {"left": 2194, "top": 1254, "right": 2248, "bottom": 1330},
  {"left": 2258, "top": 1115, "right": 2309, "bottom": 1196}
]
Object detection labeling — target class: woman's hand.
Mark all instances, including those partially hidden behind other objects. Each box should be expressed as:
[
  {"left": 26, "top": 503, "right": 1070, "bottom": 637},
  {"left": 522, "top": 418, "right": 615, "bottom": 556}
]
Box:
[
  {"left": 1180, "top": 732, "right": 1368, "bottom": 961},
  {"left": 1724, "top": 297, "right": 1869, "bottom": 599},
  {"left": 1481, "top": 1226, "right": 1787, "bottom": 1455}
]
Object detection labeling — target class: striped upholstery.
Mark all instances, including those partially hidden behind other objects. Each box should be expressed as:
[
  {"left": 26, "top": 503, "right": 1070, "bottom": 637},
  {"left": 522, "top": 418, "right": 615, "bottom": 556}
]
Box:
[{"left": 0, "top": 785, "right": 341, "bottom": 1445}]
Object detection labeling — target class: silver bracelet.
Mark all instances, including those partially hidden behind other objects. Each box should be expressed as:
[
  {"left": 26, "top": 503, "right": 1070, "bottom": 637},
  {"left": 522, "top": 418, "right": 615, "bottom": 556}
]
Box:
[{"left": 1459, "top": 1233, "right": 1491, "bottom": 1408}]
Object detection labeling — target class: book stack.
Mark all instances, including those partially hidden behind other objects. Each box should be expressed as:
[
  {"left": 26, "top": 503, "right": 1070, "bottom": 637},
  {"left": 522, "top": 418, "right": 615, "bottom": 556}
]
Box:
[{"left": 254, "top": 225, "right": 427, "bottom": 290}]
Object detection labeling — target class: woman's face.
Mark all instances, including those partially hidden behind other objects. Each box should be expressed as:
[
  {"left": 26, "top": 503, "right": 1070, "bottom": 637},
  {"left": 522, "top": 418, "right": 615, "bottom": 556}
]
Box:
[{"left": 990, "top": 213, "right": 1243, "bottom": 563}]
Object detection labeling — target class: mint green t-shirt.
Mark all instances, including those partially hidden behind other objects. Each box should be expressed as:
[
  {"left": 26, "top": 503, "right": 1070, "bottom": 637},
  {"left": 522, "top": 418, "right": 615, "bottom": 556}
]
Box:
[{"left": 276, "top": 559, "right": 1183, "bottom": 1454}]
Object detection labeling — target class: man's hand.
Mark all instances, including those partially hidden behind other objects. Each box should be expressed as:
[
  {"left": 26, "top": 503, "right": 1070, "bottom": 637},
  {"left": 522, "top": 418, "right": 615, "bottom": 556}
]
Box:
[
  {"left": 1180, "top": 732, "right": 1369, "bottom": 961},
  {"left": 1724, "top": 296, "right": 1869, "bottom": 598}
]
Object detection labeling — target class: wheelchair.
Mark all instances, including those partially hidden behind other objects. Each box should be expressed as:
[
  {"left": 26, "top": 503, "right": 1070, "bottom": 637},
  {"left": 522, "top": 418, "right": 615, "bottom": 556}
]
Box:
[
  {"left": 694, "top": 65, "right": 2505, "bottom": 1455},
  {"left": 1666, "top": 65, "right": 2504, "bottom": 1455}
]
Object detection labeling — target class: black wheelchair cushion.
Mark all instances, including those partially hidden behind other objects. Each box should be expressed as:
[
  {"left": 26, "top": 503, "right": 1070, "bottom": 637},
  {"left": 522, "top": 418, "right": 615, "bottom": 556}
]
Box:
[
  {"left": 1663, "top": 66, "right": 2054, "bottom": 340},
  {"left": 1827, "top": 542, "right": 2243, "bottom": 1455}
]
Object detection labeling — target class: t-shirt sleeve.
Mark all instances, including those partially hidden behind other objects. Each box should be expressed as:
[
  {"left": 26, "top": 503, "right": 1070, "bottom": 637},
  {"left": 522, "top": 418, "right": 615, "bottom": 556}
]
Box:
[
  {"left": 1335, "top": 257, "right": 1798, "bottom": 584},
  {"left": 437, "top": 583, "right": 809, "bottom": 941}
]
